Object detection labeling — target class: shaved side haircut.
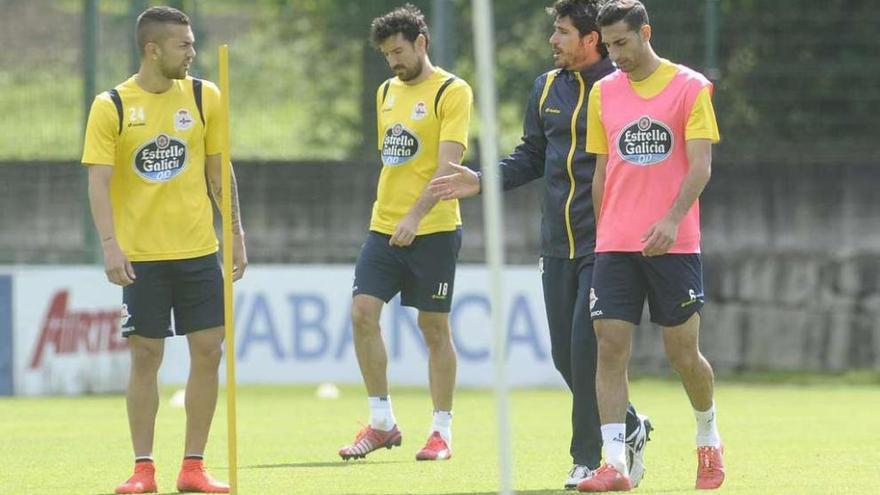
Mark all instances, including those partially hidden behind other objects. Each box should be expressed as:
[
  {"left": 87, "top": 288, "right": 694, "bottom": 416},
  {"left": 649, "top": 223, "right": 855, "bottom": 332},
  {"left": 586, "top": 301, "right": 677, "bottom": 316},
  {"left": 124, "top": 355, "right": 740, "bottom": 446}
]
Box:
[{"left": 136, "top": 6, "right": 191, "bottom": 55}]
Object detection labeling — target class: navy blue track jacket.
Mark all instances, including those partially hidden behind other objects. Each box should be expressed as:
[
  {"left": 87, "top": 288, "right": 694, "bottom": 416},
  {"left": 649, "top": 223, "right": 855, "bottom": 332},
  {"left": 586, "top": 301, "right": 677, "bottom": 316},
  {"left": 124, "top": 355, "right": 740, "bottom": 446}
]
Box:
[{"left": 498, "top": 57, "right": 616, "bottom": 259}]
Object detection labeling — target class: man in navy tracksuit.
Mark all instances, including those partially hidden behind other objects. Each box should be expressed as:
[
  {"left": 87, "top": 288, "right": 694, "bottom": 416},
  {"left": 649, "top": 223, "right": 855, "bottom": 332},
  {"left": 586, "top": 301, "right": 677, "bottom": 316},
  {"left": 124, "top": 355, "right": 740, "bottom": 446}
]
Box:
[{"left": 429, "top": 0, "right": 651, "bottom": 489}]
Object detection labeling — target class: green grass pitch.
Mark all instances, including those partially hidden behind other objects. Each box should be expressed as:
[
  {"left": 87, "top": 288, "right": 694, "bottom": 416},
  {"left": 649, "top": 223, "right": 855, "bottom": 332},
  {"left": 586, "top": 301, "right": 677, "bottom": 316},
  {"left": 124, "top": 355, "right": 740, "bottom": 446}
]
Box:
[{"left": 1, "top": 378, "right": 878, "bottom": 494}]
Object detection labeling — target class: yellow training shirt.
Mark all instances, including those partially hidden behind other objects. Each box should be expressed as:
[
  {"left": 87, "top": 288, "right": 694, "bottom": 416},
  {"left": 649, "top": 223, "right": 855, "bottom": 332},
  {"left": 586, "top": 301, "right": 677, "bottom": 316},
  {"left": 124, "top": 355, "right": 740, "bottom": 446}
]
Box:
[
  {"left": 587, "top": 59, "right": 720, "bottom": 154},
  {"left": 82, "top": 76, "right": 223, "bottom": 261},
  {"left": 370, "top": 68, "right": 472, "bottom": 235}
]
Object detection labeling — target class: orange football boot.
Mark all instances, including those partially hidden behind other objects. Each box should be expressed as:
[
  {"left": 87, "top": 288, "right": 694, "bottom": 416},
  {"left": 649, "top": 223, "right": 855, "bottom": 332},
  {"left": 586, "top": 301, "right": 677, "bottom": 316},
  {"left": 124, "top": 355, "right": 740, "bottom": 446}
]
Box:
[
  {"left": 577, "top": 463, "right": 632, "bottom": 492},
  {"left": 338, "top": 424, "right": 403, "bottom": 460},
  {"left": 415, "top": 431, "right": 452, "bottom": 461},
  {"left": 695, "top": 445, "right": 725, "bottom": 489},
  {"left": 176, "top": 458, "right": 230, "bottom": 493},
  {"left": 115, "top": 461, "right": 157, "bottom": 494}
]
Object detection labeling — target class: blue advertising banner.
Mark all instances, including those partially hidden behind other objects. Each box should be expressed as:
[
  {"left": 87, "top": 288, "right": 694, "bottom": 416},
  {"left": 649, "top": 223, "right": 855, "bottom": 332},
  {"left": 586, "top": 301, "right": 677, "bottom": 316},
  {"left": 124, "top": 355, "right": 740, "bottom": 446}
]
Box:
[{"left": 0, "top": 275, "right": 12, "bottom": 395}]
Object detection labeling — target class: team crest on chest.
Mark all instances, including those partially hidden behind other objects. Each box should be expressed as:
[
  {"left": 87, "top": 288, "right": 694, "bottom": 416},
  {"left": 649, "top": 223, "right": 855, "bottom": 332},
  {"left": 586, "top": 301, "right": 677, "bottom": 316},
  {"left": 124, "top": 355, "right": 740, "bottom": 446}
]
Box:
[
  {"left": 617, "top": 115, "right": 674, "bottom": 166},
  {"left": 411, "top": 101, "right": 427, "bottom": 121},
  {"left": 173, "top": 108, "right": 194, "bottom": 131}
]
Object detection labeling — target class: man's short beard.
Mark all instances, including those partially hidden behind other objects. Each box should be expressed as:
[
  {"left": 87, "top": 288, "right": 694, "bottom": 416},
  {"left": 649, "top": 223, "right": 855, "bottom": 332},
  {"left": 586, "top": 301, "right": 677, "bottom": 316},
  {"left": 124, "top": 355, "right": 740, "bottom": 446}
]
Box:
[
  {"left": 161, "top": 64, "right": 187, "bottom": 80},
  {"left": 398, "top": 58, "right": 424, "bottom": 82}
]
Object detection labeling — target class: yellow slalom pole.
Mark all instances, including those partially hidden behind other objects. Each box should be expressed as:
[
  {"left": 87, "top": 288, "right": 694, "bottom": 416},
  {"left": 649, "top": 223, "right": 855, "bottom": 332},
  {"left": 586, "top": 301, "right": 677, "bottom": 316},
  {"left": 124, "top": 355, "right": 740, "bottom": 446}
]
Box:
[{"left": 218, "top": 44, "right": 239, "bottom": 494}]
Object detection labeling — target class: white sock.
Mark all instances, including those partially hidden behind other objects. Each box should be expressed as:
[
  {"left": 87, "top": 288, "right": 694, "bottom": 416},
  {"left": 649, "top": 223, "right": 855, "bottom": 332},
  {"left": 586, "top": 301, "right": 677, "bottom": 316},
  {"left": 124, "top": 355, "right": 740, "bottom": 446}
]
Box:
[
  {"left": 694, "top": 402, "right": 721, "bottom": 447},
  {"left": 369, "top": 396, "right": 396, "bottom": 431},
  {"left": 601, "top": 423, "right": 628, "bottom": 475},
  {"left": 431, "top": 410, "right": 453, "bottom": 445}
]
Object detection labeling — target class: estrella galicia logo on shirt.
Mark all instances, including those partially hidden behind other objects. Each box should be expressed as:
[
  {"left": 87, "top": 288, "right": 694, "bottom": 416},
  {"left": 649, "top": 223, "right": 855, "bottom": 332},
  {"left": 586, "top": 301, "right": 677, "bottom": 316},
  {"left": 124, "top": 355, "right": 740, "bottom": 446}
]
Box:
[
  {"left": 133, "top": 133, "right": 188, "bottom": 182},
  {"left": 617, "top": 116, "right": 674, "bottom": 166},
  {"left": 381, "top": 123, "right": 420, "bottom": 166}
]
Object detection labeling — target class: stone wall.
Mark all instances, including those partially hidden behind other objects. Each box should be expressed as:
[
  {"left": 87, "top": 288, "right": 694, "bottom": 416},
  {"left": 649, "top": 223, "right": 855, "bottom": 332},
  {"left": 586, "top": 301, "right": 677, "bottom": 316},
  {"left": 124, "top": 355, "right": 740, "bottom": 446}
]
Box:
[{"left": 1, "top": 160, "right": 877, "bottom": 370}]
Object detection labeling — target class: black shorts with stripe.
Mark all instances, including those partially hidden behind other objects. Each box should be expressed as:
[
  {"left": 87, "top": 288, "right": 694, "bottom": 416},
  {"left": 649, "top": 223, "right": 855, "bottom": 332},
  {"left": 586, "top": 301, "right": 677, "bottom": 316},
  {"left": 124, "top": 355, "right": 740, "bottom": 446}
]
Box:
[
  {"left": 121, "top": 253, "right": 224, "bottom": 339},
  {"left": 353, "top": 229, "right": 461, "bottom": 312},
  {"left": 590, "top": 252, "right": 704, "bottom": 327}
]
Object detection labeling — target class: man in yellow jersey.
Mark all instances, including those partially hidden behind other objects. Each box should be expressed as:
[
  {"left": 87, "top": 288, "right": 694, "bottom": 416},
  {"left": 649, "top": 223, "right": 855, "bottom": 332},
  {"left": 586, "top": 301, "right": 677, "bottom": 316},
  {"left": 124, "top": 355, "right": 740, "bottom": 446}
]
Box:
[
  {"left": 338, "top": 3, "right": 472, "bottom": 463},
  {"left": 429, "top": 1, "right": 652, "bottom": 489},
  {"left": 578, "top": 0, "right": 724, "bottom": 492},
  {"left": 82, "top": 6, "right": 245, "bottom": 494}
]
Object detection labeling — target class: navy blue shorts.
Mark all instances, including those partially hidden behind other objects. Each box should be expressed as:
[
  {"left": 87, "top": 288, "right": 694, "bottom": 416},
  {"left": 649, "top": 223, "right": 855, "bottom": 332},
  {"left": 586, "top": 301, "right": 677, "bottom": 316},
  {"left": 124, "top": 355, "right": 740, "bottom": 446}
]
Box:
[
  {"left": 353, "top": 229, "right": 461, "bottom": 312},
  {"left": 121, "top": 253, "right": 224, "bottom": 339},
  {"left": 590, "top": 252, "right": 704, "bottom": 326}
]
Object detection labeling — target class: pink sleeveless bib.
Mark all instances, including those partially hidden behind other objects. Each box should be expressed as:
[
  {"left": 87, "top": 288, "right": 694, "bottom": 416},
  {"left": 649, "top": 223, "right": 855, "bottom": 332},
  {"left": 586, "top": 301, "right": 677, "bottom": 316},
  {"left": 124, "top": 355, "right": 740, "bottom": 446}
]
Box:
[{"left": 596, "top": 65, "right": 712, "bottom": 254}]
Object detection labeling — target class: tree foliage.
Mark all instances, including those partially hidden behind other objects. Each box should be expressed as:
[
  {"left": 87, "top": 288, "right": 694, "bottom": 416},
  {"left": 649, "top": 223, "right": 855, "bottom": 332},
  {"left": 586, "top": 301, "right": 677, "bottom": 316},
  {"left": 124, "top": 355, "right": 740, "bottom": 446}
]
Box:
[{"left": 0, "top": 0, "right": 874, "bottom": 162}]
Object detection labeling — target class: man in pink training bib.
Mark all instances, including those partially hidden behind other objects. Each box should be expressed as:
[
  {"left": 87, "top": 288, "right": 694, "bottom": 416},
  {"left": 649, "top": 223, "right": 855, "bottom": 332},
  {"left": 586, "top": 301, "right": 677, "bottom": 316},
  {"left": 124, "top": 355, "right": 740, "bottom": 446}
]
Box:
[{"left": 576, "top": 0, "right": 724, "bottom": 492}]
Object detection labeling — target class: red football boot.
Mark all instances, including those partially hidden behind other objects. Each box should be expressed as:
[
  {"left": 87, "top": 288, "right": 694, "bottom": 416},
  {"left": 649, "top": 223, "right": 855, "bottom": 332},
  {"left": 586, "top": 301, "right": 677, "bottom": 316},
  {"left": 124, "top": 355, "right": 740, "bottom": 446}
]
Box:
[
  {"left": 695, "top": 445, "right": 725, "bottom": 489},
  {"left": 115, "top": 461, "right": 157, "bottom": 494},
  {"left": 577, "top": 463, "right": 632, "bottom": 492},
  {"left": 415, "top": 431, "right": 452, "bottom": 461},
  {"left": 176, "top": 458, "right": 230, "bottom": 493},
  {"left": 338, "top": 424, "right": 403, "bottom": 460}
]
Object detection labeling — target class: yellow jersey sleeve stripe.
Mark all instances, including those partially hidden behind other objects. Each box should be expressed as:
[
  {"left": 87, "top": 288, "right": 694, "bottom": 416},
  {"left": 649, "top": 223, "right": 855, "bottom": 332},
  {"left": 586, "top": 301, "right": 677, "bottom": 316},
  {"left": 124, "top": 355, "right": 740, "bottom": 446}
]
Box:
[
  {"left": 201, "top": 79, "right": 224, "bottom": 156},
  {"left": 81, "top": 93, "right": 119, "bottom": 166},
  {"left": 381, "top": 80, "right": 392, "bottom": 104},
  {"left": 108, "top": 89, "right": 124, "bottom": 134},
  {"left": 434, "top": 77, "right": 457, "bottom": 116},
  {"left": 192, "top": 78, "right": 205, "bottom": 125},
  {"left": 437, "top": 81, "right": 472, "bottom": 148}
]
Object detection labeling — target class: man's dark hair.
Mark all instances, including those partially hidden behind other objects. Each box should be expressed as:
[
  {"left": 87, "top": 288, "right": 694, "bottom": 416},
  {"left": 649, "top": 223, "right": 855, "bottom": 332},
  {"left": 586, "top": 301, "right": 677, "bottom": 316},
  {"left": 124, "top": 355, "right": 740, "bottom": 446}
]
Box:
[
  {"left": 370, "top": 3, "right": 430, "bottom": 49},
  {"left": 136, "top": 6, "right": 191, "bottom": 55},
  {"left": 547, "top": 0, "right": 607, "bottom": 57},
  {"left": 597, "top": 0, "right": 650, "bottom": 32}
]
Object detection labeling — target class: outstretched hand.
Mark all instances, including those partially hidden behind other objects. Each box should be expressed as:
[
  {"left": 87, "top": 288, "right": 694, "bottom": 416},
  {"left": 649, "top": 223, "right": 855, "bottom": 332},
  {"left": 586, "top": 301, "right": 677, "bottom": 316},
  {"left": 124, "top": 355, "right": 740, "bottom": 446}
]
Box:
[{"left": 428, "top": 162, "right": 480, "bottom": 200}]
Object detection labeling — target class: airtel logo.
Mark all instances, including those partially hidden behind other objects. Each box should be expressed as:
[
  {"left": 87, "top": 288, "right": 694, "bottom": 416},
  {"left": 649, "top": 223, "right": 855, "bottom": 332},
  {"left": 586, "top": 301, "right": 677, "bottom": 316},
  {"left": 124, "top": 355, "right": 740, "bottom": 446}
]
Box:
[{"left": 29, "top": 290, "right": 128, "bottom": 369}]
